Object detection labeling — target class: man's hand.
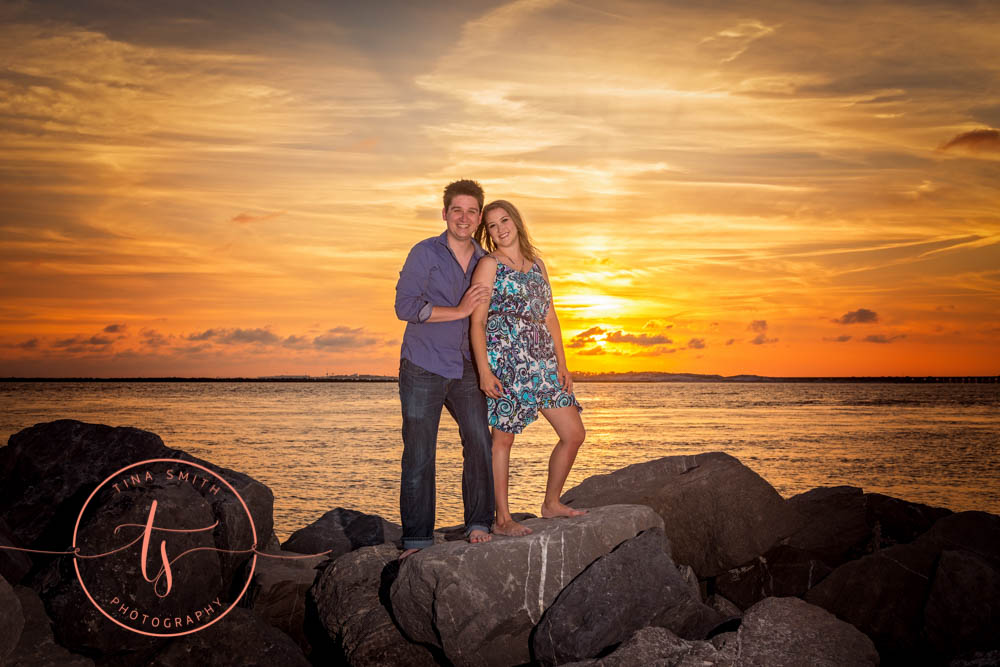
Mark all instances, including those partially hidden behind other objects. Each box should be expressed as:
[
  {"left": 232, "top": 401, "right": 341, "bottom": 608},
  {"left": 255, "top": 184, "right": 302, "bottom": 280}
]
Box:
[
  {"left": 459, "top": 283, "right": 490, "bottom": 315},
  {"left": 480, "top": 370, "right": 503, "bottom": 398},
  {"left": 557, "top": 365, "right": 574, "bottom": 394}
]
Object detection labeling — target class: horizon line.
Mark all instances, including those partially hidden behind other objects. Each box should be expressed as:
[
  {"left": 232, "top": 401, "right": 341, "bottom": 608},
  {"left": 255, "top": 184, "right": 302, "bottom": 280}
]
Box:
[{"left": 2, "top": 373, "right": 998, "bottom": 384}]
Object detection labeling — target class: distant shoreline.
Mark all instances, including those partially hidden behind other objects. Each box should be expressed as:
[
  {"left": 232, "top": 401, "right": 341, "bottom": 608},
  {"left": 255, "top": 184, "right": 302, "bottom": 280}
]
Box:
[{"left": 2, "top": 374, "right": 997, "bottom": 384}]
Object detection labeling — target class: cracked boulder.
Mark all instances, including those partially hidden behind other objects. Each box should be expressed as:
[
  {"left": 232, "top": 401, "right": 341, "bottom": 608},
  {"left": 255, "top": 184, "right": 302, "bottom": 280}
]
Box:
[
  {"left": 714, "top": 544, "right": 833, "bottom": 610},
  {"left": 390, "top": 504, "right": 663, "bottom": 667},
  {"left": 532, "top": 527, "right": 727, "bottom": 665},
  {"left": 560, "top": 452, "right": 798, "bottom": 577},
  {"left": 311, "top": 542, "right": 437, "bottom": 667}
]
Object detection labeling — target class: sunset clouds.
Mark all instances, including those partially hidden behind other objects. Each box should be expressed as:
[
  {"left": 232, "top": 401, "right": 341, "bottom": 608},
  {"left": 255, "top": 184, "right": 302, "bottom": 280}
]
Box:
[{"left": 1, "top": 0, "right": 998, "bottom": 376}]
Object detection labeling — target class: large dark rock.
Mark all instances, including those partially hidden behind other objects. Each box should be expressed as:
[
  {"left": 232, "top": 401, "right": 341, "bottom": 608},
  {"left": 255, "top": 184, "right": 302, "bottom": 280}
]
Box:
[
  {"left": 785, "top": 486, "right": 871, "bottom": 564},
  {"left": 1, "top": 574, "right": 24, "bottom": 663},
  {"left": 282, "top": 507, "right": 386, "bottom": 558},
  {"left": 241, "top": 551, "right": 327, "bottom": 656},
  {"left": 6, "top": 585, "right": 95, "bottom": 666},
  {"left": 145, "top": 607, "right": 310, "bottom": 666},
  {"left": 806, "top": 510, "right": 1000, "bottom": 664},
  {"left": 914, "top": 511, "right": 1000, "bottom": 568},
  {"left": 866, "top": 492, "right": 953, "bottom": 548},
  {"left": 737, "top": 597, "right": 879, "bottom": 666},
  {"left": 0, "top": 517, "right": 33, "bottom": 585},
  {"left": 805, "top": 541, "right": 936, "bottom": 663},
  {"left": 785, "top": 486, "right": 952, "bottom": 568},
  {"left": 560, "top": 626, "right": 735, "bottom": 667},
  {"left": 715, "top": 544, "right": 833, "bottom": 610},
  {"left": 311, "top": 542, "right": 437, "bottom": 667},
  {"left": 532, "top": 527, "right": 725, "bottom": 665},
  {"left": 390, "top": 504, "right": 663, "bottom": 667},
  {"left": 924, "top": 549, "right": 1000, "bottom": 659},
  {"left": 0, "top": 421, "right": 277, "bottom": 661},
  {"left": 560, "top": 453, "right": 798, "bottom": 577},
  {"left": 0, "top": 420, "right": 274, "bottom": 557},
  {"left": 381, "top": 519, "right": 403, "bottom": 546},
  {"left": 0, "top": 420, "right": 169, "bottom": 549}
]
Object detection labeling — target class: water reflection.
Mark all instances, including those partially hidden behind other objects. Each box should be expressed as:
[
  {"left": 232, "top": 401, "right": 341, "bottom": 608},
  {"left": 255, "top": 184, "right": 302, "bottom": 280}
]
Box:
[{"left": 2, "top": 382, "right": 997, "bottom": 540}]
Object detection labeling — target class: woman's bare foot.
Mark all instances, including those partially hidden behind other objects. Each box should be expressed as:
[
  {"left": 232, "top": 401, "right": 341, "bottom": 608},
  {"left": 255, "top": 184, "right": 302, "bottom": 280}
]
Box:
[
  {"left": 468, "top": 528, "right": 492, "bottom": 544},
  {"left": 493, "top": 518, "right": 533, "bottom": 536},
  {"left": 541, "top": 502, "right": 588, "bottom": 519},
  {"left": 398, "top": 548, "right": 421, "bottom": 561}
]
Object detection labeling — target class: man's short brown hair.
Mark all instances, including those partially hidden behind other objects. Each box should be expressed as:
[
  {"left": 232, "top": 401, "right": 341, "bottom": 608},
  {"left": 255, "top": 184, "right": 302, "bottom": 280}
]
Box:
[{"left": 443, "top": 179, "right": 484, "bottom": 212}]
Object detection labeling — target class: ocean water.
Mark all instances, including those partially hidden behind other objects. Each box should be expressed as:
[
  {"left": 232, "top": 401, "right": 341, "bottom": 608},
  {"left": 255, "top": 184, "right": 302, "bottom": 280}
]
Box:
[{"left": 2, "top": 381, "right": 998, "bottom": 541}]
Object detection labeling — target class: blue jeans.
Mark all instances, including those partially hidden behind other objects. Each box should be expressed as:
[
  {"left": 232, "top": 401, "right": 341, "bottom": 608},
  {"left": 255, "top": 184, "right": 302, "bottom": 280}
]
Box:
[{"left": 399, "top": 357, "right": 494, "bottom": 549}]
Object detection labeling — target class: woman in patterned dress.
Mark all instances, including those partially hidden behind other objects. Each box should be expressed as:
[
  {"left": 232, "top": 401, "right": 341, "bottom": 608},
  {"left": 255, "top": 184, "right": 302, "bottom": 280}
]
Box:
[{"left": 470, "top": 200, "right": 586, "bottom": 537}]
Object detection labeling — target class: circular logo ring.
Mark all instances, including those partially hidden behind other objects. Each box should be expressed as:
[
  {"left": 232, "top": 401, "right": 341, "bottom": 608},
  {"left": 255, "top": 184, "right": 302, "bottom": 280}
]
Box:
[{"left": 72, "top": 458, "right": 258, "bottom": 637}]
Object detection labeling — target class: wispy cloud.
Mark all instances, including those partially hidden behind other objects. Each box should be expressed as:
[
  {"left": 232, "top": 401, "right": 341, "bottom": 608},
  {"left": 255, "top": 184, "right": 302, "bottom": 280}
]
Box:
[
  {"left": 834, "top": 308, "right": 879, "bottom": 324},
  {"left": 606, "top": 331, "right": 673, "bottom": 347},
  {"left": 568, "top": 326, "right": 607, "bottom": 348},
  {"left": 747, "top": 320, "right": 778, "bottom": 345},
  {"left": 313, "top": 327, "right": 379, "bottom": 349},
  {"left": 230, "top": 211, "right": 286, "bottom": 224},
  {"left": 141, "top": 330, "right": 171, "bottom": 348},
  {"left": 940, "top": 128, "right": 1000, "bottom": 155},
  {"left": 863, "top": 334, "right": 906, "bottom": 344}
]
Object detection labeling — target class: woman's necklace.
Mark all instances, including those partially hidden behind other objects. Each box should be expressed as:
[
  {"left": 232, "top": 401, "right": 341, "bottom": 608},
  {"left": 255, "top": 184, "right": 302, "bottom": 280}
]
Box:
[{"left": 496, "top": 249, "right": 526, "bottom": 272}]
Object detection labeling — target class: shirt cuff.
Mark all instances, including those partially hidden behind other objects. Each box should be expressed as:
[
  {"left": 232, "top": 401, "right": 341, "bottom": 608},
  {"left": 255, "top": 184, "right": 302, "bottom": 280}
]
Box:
[{"left": 417, "top": 301, "right": 433, "bottom": 323}]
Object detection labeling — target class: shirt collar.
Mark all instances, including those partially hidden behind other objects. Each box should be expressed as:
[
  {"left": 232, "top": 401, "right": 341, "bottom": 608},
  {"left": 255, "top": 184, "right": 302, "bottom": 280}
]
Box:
[{"left": 436, "top": 230, "right": 486, "bottom": 258}]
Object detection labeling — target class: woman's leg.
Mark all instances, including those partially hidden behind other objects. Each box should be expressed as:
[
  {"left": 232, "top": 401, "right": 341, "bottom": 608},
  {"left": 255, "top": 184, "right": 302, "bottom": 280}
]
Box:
[
  {"left": 539, "top": 406, "right": 587, "bottom": 518},
  {"left": 492, "top": 427, "right": 532, "bottom": 536}
]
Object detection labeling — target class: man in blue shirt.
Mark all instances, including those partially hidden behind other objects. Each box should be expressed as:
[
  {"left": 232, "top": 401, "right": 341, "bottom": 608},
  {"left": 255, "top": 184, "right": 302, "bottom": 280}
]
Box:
[{"left": 394, "top": 179, "right": 494, "bottom": 556}]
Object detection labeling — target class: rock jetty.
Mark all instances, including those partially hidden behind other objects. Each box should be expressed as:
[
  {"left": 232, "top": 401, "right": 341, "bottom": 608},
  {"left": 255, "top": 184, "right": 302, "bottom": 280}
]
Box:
[{"left": 1, "top": 419, "right": 997, "bottom": 666}]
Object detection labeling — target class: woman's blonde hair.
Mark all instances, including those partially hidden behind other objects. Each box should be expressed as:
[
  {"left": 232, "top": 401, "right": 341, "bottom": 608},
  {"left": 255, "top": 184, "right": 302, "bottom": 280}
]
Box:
[{"left": 475, "top": 200, "right": 540, "bottom": 263}]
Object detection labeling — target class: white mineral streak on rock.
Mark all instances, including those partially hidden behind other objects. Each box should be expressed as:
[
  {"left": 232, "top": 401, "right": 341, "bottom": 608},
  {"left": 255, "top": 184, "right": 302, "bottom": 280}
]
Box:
[
  {"left": 537, "top": 532, "right": 551, "bottom": 619},
  {"left": 524, "top": 538, "right": 535, "bottom": 623},
  {"left": 559, "top": 532, "right": 566, "bottom": 587}
]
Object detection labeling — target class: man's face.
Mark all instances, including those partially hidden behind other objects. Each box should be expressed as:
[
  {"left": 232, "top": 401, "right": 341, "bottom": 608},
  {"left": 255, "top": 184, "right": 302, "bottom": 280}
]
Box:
[{"left": 443, "top": 194, "right": 481, "bottom": 243}]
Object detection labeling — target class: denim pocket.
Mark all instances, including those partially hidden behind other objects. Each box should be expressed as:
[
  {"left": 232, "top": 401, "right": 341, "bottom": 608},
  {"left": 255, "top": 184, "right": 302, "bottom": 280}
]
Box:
[{"left": 401, "top": 357, "right": 437, "bottom": 378}]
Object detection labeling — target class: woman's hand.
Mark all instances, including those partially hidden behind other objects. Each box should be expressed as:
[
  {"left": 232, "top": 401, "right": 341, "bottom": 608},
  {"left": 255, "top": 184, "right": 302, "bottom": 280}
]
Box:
[
  {"left": 557, "top": 365, "right": 574, "bottom": 394},
  {"left": 480, "top": 371, "right": 504, "bottom": 399}
]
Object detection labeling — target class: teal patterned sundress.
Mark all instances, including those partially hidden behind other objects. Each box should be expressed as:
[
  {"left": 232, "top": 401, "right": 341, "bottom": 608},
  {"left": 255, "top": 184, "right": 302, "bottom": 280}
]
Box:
[{"left": 485, "top": 260, "right": 582, "bottom": 434}]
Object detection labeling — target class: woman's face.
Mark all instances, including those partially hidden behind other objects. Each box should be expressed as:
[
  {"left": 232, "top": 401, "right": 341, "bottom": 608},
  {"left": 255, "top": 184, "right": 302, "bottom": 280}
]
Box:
[{"left": 485, "top": 207, "right": 519, "bottom": 249}]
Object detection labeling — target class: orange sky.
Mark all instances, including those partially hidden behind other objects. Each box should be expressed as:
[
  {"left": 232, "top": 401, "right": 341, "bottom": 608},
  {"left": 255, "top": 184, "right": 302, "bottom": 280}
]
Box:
[{"left": 1, "top": 0, "right": 998, "bottom": 377}]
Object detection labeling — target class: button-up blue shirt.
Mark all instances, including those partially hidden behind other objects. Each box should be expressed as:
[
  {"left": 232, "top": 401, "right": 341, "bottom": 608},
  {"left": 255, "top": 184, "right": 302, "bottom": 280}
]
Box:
[{"left": 395, "top": 231, "right": 486, "bottom": 379}]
